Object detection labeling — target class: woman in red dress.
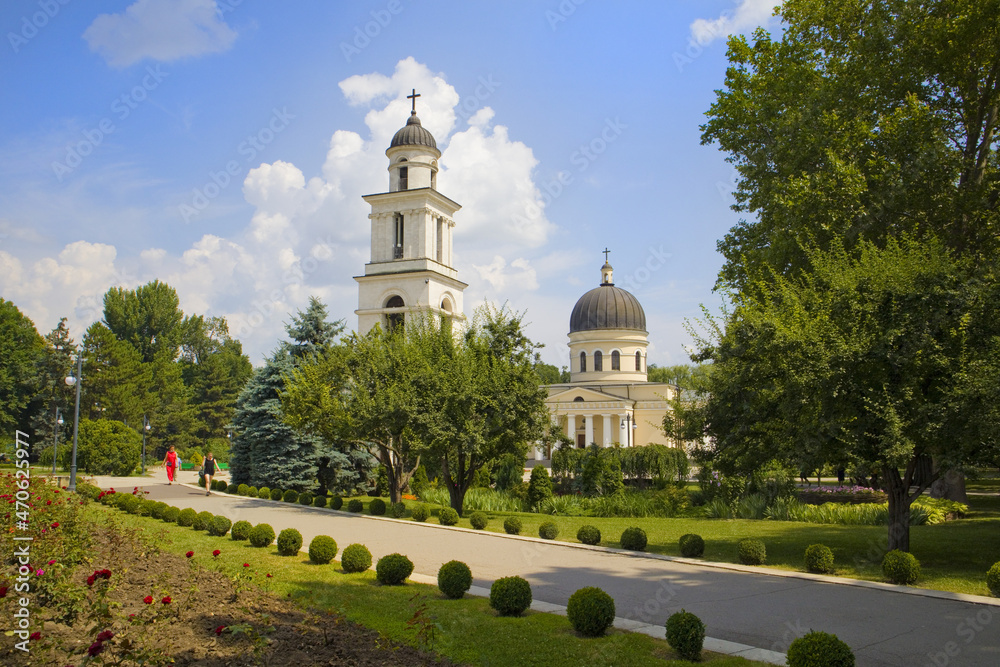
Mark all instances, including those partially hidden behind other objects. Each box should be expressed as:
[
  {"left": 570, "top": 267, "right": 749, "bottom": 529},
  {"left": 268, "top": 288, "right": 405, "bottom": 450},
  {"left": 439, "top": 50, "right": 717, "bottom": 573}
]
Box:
[{"left": 162, "top": 446, "right": 178, "bottom": 485}]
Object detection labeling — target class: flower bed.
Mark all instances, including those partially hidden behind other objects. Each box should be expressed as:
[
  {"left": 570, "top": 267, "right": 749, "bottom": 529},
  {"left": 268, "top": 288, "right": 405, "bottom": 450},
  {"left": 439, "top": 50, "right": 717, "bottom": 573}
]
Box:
[{"left": 797, "top": 486, "right": 887, "bottom": 505}]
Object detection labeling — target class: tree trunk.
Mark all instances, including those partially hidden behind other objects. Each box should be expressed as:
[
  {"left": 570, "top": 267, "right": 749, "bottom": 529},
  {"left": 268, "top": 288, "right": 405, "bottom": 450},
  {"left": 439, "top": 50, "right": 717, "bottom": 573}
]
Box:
[{"left": 883, "top": 464, "right": 910, "bottom": 552}]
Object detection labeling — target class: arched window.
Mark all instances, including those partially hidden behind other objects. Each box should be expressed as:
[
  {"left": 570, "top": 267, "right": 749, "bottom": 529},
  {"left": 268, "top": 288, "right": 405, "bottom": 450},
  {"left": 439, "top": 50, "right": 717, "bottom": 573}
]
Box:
[
  {"left": 385, "top": 295, "right": 404, "bottom": 332},
  {"left": 573, "top": 396, "right": 584, "bottom": 402},
  {"left": 579, "top": 351, "right": 587, "bottom": 372},
  {"left": 594, "top": 351, "right": 603, "bottom": 371},
  {"left": 398, "top": 166, "right": 408, "bottom": 190},
  {"left": 611, "top": 350, "right": 620, "bottom": 370},
  {"left": 635, "top": 351, "right": 642, "bottom": 371}
]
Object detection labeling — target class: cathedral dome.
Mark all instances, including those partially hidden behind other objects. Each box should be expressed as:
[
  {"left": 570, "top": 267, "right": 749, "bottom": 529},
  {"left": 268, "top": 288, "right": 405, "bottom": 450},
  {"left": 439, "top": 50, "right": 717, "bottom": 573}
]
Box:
[
  {"left": 569, "top": 263, "right": 647, "bottom": 333},
  {"left": 390, "top": 112, "right": 437, "bottom": 150}
]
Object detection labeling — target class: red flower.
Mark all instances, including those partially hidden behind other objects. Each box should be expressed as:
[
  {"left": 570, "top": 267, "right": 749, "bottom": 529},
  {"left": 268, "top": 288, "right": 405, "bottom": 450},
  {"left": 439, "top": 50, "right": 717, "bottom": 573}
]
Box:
[
  {"left": 185, "top": 551, "right": 194, "bottom": 558},
  {"left": 96, "top": 630, "right": 114, "bottom": 642},
  {"left": 215, "top": 625, "right": 226, "bottom": 636},
  {"left": 266, "top": 573, "right": 272, "bottom": 578},
  {"left": 86, "top": 575, "right": 96, "bottom": 586},
  {"left": 50, "top": 522, "right": 59, "bottom": 529},
  {"left": 29, "top": 631, "right": 40, "bottom": 640},
  {"left": 243, "top": 563, "right": 250, "bottom": 568},
  {"left": 46, "top": 500, "right": 52, "bottom": 505},
  {"left": 161, "top": 596, "right": 171, "bottom": 604},
  {"left": 88, "top": 641, "right": 104, "bottom": 656},
  {"left": 0, "top": 586, "right": 7, "bottom": 598},
  {"left": 143, "top": 595, "right": 153, "bottom": 604},
  {"left": 212, "top": 549, "right": 220, "bottom": 557}
]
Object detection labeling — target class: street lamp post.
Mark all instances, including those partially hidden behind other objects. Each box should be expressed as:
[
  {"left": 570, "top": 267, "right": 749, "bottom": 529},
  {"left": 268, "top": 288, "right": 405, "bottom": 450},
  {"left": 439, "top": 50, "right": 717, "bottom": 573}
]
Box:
[
  {"left": 141, "top": 415, "right": 150, "bottom": 474},
  {"left": 64, "top": 354, "right": 83, "bottom": 492},
  {"left": 52, "top": 407, "right": 63, "bottom": 474},
  {"left": 620, "top": 414, "right": 638, "bottom": 447}
]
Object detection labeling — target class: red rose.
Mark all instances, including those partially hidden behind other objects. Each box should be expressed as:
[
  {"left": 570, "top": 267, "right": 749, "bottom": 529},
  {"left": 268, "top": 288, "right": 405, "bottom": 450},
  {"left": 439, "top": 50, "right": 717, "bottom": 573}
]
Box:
[
  {"left": 51, "top": 522, "right": 59, "bottom": 529},
  {"left": 29, "top": 631, "right": 40, "bottom": 640},
  {"left": 88, "top": 641, "right": 104, "bottom": 656},
  {"left": 96, "top": 630, "right": 114, "bottom": 642},
  {"left": 86, "top": 575, "right": 96, "bottom": 586},
  {"left": 0, "top": 586, "right": 8, "bottom": 598},
  {"left": 212, "top": 550, "right": 220, "bottom": 557},
  {"left": 161, "top": 596, "right": 171, "bottom": 604},
  {"left": 266, "top": 573, "right": 272, "bottom": 578},
  {"left": 215, "top": 625, "right": 226, "bottom": 636},
  {"left": 143, "top": 595, "right": 153, "bottom": 604},
  {"left": 185, "top": 551, "right": 194, "bottom": 558},
  {"left": 243, "top": 563, "right": 249, "bottom": 568}
]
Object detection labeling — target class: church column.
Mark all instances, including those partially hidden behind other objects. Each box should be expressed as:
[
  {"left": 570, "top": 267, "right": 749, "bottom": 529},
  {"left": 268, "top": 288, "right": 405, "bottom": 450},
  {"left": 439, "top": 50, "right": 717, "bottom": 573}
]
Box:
[
  {"left": 602, "top": 414, "right": 612, "bottom": 447},
  {"left": 565, "top": 414, "right": 576, "bottom": 440},
  {"left": 584, "top": 415, "right": 594, "bottom": 447}
]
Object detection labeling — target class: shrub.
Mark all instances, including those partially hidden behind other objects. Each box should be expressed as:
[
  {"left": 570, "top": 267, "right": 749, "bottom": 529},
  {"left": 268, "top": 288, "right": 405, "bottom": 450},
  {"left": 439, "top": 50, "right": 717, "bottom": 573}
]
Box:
[
  {"left": 503, "top": 517, "right": 522, "bottom": 534},
  {"left": 282, "top": 489, "right": 298, "bottom": 502},
  {"left": 410, "top": 504, "right": 429, "bottom": 522},
  {"left": 341, "top": 543, "right": 372, "bottom": 573},
  {"left": 258, "top": 486, "right": 270, "bottom": 498},
  {"left": 804, "top": 544, "right": 835, "bottom": 574},
  {"left": 76, "top": 483, "right": 102, "bottom": 500},
  {"left": 121, "top": 495, "right": 140, "bottom": 514},
  {"left": 391, "top": 501, "right": 406, "bottom": 518},
  {"left": 679, "top": 534, "right": 705, "bottom": 558},
  {"left": 249, "top": 523, "right": 275, "bottom": 548},
  {"left": 539, "top": 521, "right": 559, "bottom": 540},
  {"left": 666, "top": 610, "right": 705, "bottom": 661},
  {"left": 308, "top": 536, "right": 338, "bottom": 564},
  {"left": 489, "top": 576, "right": 532, "bottom": 616},
  {"left": 75, "top": 419, "right": 140, "bottom": 475},
  {"left": 313, "top": 495, "right": 328, "bottom": 508},
  {"left": 370, "top": 498, "right": 387, "bottom": 515},
  {"left": 330, "top": 496, "right": 344, "bottom": 510},
  {"left": 277, "top": 528, "right": 303, "bottom": 556},
  {"left": 882, "top": 550, "right": 920, "bottom": 585},
  {"left": 247, "top": 486, "right": 258, "bottom": 498},
  {"left": 988, "top": 561, "right": 1000, "bottom": 597},
  {"left": 787, "top": 631, "right": 855, "bottom": 667},
  {"left": 438, "top": 560, "right": 472, "bottom": 599},
  {"left": 211, "top": 480, "right": 225, "bottom": 491},
  {"left": 376, "top": 553, "right": 414, "bottom": 585},
  {"left": 347, "top": 499, "right": 364, "bottom": 513},
  {"left": 620, "top": 527, "right": 647, "bottom": 551},
  {"left": 527, "top": 465, "right": 553, "bottom": 508},
  {"left": 439, "top": 507, "right": 460, "bottom": 526},
  {"left": 577, "top": 525, "right": 601, "bottom": 545},
  {"left": 470, "top": 511, "right": 488, "bottom": 530},
  {"left": 298, "top": 492, "right": 313, "bottom": 506},
  {"left": 226, "top": 483, "right": 238, "bottom": 494},
  {"left": 176, "top": 508, "right": 197, "bottom": 527},
  {"left": 209, "top": 515, "right": 232, "bottom": 537},
  {"left": 193, "top": 511, "right": 214, "bottom": 531},
  {"left": 161, "top": 506, "right": 180, "bottom": 523},
  {"left": 230, "top": 520, "right": 252, "bottom": 541},
  {"left": 566, "top": 586, "right": 616, "bottom": 637},
  {"left": 237, "top": 484, "right": 250, "bottom": 496},
  {"left": 135, "top": 498, "right": 153, "bottom": 516},
  {"left": 270, "top": 488, "right": 283, "bottom": 501},
  {"left": 737, "top": 538, "right": 766, "bottom": 565}
]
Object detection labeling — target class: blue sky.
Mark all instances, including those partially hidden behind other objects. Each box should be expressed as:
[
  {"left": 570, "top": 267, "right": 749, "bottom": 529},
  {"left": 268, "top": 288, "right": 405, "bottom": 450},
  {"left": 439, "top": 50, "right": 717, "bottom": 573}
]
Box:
[{"left": 0, "top": 0, "right": 780, "bottom": 367}]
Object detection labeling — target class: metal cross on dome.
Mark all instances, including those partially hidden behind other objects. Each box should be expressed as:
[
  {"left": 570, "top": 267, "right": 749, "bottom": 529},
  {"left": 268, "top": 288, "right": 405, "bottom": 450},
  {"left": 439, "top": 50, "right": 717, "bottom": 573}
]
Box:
[
  {"left": 407, "top": 88, "right": 420, "bottom": 113},
  {"left": 603, "top": 248, "right": 611, "bottom": 262}
]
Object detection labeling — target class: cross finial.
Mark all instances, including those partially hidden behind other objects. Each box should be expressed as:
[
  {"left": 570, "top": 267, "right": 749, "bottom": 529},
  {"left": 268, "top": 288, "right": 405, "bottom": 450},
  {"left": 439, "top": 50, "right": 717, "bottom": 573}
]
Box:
[
  {"left": 602, "top": 248, "right": 611, "bottom": 262},
  {"left": 407, "top": 88, "right": 420, "bottom": 113}
]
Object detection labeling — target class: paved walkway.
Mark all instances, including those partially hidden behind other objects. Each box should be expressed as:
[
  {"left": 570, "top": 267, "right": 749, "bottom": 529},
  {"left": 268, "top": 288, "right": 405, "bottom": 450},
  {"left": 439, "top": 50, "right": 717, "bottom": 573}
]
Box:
[{"left": 90, "top": 471, "right": 1000, "bottom": 667}]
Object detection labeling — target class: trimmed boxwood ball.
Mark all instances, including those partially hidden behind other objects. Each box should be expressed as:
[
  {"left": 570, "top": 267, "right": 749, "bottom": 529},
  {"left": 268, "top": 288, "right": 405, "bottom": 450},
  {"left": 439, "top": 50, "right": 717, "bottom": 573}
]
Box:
[
  {"left": 226, "top": 483, "right": 238, "bottom": 494},
  {"left": 737, "top": 538, "right": 766, "bottom": 565},
  {"left": 620, "top": 527, "right": 647, "bottom": 551},
  {"left": 567, "top": 587, "right": 616, "bottom": 637},
  {"left": 666, "top": 610, "right": 705, "bottom": 661},
  {"left": 247, "top": 486, "right": 258, "bottom": 498},
  {"left": 390, "top": 501, "right": 406, "bottom": 518},
  {"left": 282, "top": 489, "right": 298, "bottom": 502},
  {"left": 882, "top": 549, "right": 920, "bottom": 585},
  {"left": 787, "top": 630, "right": 855, "bottom": 667},
  {"left": 376, "top": 553, "right": 414, "bottom": 585},
  {"left": 503, "top": 517, "right": 522, "bottom": 535},
  {"left": 490, "top": 576, "right": 532, "bottom": 616},
  {"left": 805, "top": 544, "right": 835, "bottom": 574},
  {"left": 277, "top": 528, "right": 303, "bottom": 556},
  {"left": 679, "top": 533, "right": 705, "bottom": 558},
  {"left": 437, "top": 560, "right": 472, "bottom": 599},
  {"left": 176, "top": 508, "right": 197, "bottom": 527},
  {"left": 577, "top": 525, "right": 601, "bottom": 545},
  {"left": 539, "top": 521, "right": 559, "bottom": 540},
  {"left": 410, "top": 504, "right": 429, "bottom": 522},
  {"left": 162, "top": 506, "right": 180, "bottom": 522},
  {"left": 270, "top": 488, "right": 283, "bottom": 501},
  {"left": 313, "top": 495, "right": 328, "bottom": 508},
  {"left": 347, "top": 499, "right": 364, "bottom": 513},
  {"left": 309, "top": 535, "right": 338, "bottom": 564},
  {"left": 209, "top": 515, "right": 232, "bottom": 537},
  {"left": 148, "top": 500, "right": 167, "bottom": 518},
  {"left": 370, "top": 498, "right": 387, "bottom": 515},
  {"left": 340, "top": 543, "right": 372, "bottom": 573},
  {"left": 237, "top": 484, "right": 250, "bottom": 496},
  {"left": 249, "top": 523, "right": 276, "bottom": 548},
  {"left": 258, "top": 486, "right": 270, "bottom": 498},
  {"left": 230, "top": 520, "right": 253, "bottom": 541},
  {"left": 330, "top": 496, "right": 344, "bottom": 510},
  {"left": 298, "top": 492, "right": 313, "bottom": 506},
  {"left": 470, "top": 511, "right": 488, "bottom": 530},
  {"left": 121, "top": 495, "right": 140, "bottom": 514},
  {"left": 988, "top": 561, "right": 1000, "bottom": 597},
  {"left": 439, "top": 507, "right": 460, "bottom": 526},
  {"left": 193, "top": 511, "right": 215, "bottom": 531},
  {"left": 135, "top": 499, "right": 154, "bottom": 516}
]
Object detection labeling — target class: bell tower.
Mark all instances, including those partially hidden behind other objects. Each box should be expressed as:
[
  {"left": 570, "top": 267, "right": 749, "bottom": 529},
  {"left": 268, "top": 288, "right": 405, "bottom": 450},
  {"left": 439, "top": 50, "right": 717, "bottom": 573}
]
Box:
[{"left": 355, "top": 90, "right": 467, "bottom": 333}]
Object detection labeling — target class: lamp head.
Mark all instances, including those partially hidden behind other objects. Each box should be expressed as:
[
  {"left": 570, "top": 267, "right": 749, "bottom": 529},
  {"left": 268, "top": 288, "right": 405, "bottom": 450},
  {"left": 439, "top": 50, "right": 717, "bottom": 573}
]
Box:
[
  {"left": 65, "top": 376, "right": 77, "bottom": 387},
  {"left": 57, "top": 417, "right": 64, "bottom": 425}
]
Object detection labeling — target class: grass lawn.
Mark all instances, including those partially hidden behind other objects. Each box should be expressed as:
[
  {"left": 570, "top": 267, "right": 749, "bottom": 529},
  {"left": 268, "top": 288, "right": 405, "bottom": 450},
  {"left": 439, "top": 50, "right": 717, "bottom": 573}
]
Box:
[
  {"left": 335, "top": 494, "right": 1000, "bottom": 597},
  {"left": 91, "top": 504, "right": 771, "bottom": 667}
]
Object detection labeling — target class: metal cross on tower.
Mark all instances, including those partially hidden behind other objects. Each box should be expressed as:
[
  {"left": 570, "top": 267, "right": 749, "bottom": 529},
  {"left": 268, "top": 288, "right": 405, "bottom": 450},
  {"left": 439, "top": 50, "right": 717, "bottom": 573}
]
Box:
[
  {"left": 603, "top": 247, "right": 611, "bottom": 262},
  {"left": 407, "top": 88, "right": 420, "bottom": 112}
]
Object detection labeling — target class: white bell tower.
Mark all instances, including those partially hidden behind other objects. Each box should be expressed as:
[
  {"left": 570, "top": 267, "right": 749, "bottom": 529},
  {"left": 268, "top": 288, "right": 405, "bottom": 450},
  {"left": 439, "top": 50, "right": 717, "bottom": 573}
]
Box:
[{"left": 355, "top": 89, "right": 467, "bottom": 333}]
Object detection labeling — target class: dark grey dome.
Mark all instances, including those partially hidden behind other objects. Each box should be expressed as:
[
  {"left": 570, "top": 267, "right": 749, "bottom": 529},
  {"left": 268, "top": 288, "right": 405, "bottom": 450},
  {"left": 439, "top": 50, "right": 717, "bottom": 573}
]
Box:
[
  {"left": 570, "top": 284, "right": 647, "bottom": 333},
  {"left": 390, "top": 112, "right": 437, "bottom": 149}
]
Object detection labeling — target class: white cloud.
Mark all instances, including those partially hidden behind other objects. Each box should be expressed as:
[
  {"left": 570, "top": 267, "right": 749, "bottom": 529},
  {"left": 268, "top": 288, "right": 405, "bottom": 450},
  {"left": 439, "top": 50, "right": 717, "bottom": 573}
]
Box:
[
  {"left": 472, "top": 256, "right": 539, "bottom": 293},
  {"left": 83, "top": 0, "right": 238, "bottom": 68},
  {"left": 690, "top": 0, "right": 779, "bottom": 45}
]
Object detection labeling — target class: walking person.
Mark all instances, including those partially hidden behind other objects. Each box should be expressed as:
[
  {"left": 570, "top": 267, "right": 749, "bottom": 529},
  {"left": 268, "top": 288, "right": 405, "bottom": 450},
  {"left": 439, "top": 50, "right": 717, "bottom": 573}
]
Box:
[
  {"left": 163, "top": 446, "right": 178, "bottom": 485},
  {"left": 203, "top": 452, "right": 216, "bottom": 496}
]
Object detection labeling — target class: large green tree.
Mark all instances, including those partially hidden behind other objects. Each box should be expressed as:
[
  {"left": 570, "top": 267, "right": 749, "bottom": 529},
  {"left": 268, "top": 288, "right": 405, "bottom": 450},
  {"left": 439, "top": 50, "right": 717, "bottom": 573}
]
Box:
[
  {"left": 30, "top": 319, "right": 77, "bottom": 464},
  {"left": 0, "top": 299, "right": 44, "bottom": 444},
  {"left": 103, "top": 280, "right": 185, "bottom": 363}
]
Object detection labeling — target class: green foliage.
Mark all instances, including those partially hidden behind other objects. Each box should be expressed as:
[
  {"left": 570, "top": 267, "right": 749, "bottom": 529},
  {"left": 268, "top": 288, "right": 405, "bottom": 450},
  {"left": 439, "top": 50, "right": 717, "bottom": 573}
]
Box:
[
  {"left": 804, "top": 544, "right": 835, "bottom": 574},
  {"left": 329, "top": 496, "right": 343, "bottom": 510},
  {"left": 369, "top": 498, "right": 387, "bottom": 515},
  {"left": 270, "top": 488, "right": 283, "bottom": 501},
  {"left": 666, "top": 610, "right": 705, "bottom": 661},
  {"left": 308, "top": 535, "right": 338, "bottom": 564},
  {"left": 347, "top": 499, "right": 363, "bottom": 513},
  {"left": 340, "top": 543, "right": 372, "bottom": 573},
  {"left": 227, "top": 483, "right": 238, "bottom": 494},
  {"left": 489, "top": 576, "right": 532, "bottom": 616},
  {"left": 237, "top": 484, "right": 250, "bottom": 496},
  {"left": 503, "top": 516, "right": 522, "bottom": 535},
  {"left": 192, "top": 511, "right": 214, "bottom": 531},
  {"left": 257, "top": 486, "right": 270, "bottom": 498},
  {"left": 120, "top": 494, "right": 140, "bottom": 514},
  {"left": 209, "top": 515, "right": 232, "bottom": 537},
  {"left": 492, "top": 453, "right": 524, "bottom": 492},
  {"left": 76, "top": 483, "right": 102, "bottom": 501},
  {"left": 882, "top": 550, "right": 920, "bottom": 585},
  {"left": 538, "top": 521, "right": 559, "bottom": 540},
  {"left": 0, "top": 300, "right": 45, "bottom": 441},
  {"left": 149, "top": 501, "right": 168, "bottom": 519},
  {"left": 437, "top": 560, "right": 473, "bottom": 599},
  {"left": 438, "top": 507, "right": 459, "bottom": 526},
  {"left": 737, "top": 538, "right": 766, "bottom": 565},
  {"left": 374, "top": 464, "right": 390, "bottom": 497},
  {"left": 247, "top": 486, "right": 259, "bottom": 498},
  {"left": 786, "top": 631, "right": 855, "bottom": 667},
  {"left": 390, "top": 501, "right": 406, "bottom": 518},
  {"left": 527, "top": 465, "right": 553, "bottom": 508},
  {"left": 282, "top": 489, "right": 298, "bottom": 502},
  {"left": 408, "top": 465, "right": 429, "bottom": 495},
  {"left": 161, "top": 506, "right": 179, "bottom": 523},
  {"left": 230, "top": 520, "right": 252, "bottom": 541},
  {"left": 566, "top": 587, "right": 615, "bottom": 637},
  {"left": 276, "top": 528, "right": 303, "bottom": 556},
  {"left": 313, "top": 495, "right": 328, "bottom": 508},
  {"left": 176, "top": 508, "right": 197, "bottom": 527},
  {"left": 75, "top": 419, "right": 141, "bottom": 475},
  {"left": 679, "top": 534, "right": 705, "bottom": 558},
  {"left": 375, "top": 553, "right": 414, "bottom": 585},
  {"left": 554, "top": 444, "right": 689, "bottom": 490},
  {"left": 298, "top": 492, "right": 313, "bottom": 506},
  {"left": 620, "top": 527, "right": 647, "bottom": 551},
  {"left": 410, "top": 504, "right": 429, "bottom": 522},
  {"left": 987, "top": 562, "right": 1000, "bottom": 597},
  {"left": 248, "top": 523, "right": 275, "bottom": 548},
  {"left": 469, "top": 511, "right": 488, "bottom": 530},
  {"left": 576, "top": 525, "right": 601, "bottom": 545}
]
